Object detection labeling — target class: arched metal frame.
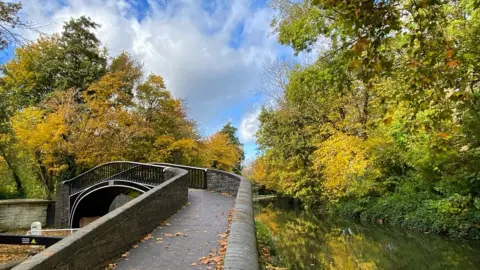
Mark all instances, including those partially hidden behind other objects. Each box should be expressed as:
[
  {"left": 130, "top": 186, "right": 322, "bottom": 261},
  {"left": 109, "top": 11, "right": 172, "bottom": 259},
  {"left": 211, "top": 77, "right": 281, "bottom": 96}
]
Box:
[
  {"left": 68, "top": 180, "right": 151, "bottom": 228},
  {"left": 63, "top": 161, "right": 210, "bottom": 228},
  {"left": 64, "top": 161, "right": 167, "bottom": 195}
]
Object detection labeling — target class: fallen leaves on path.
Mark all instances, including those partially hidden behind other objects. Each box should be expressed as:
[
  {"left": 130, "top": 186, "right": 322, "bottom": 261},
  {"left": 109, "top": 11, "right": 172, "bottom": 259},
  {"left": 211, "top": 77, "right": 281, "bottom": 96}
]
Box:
[
  {"left": 194, "top": 208, "right": 234, "bottom": 269},
  {"left": 105, "top": 263, "right": 117, "bottom": 269},
  {"left": 199, "top": 255, "right": 222, "bottom": 265},
  {"left": 140, "top": 233, "right": 153, "bottom": 242}
]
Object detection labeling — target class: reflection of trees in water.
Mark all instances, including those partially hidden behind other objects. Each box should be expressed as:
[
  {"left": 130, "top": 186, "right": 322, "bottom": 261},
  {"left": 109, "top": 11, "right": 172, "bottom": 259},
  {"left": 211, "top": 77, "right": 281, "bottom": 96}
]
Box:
[{"left": 255, "top": 204, "right": 480, "bottom": 270}]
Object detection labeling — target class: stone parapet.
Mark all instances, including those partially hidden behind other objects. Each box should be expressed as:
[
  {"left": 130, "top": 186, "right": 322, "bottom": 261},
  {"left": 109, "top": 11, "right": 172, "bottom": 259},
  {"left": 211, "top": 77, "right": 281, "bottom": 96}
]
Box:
[{"left": 0, "top": 199, "right": 52, "bottom": 230}]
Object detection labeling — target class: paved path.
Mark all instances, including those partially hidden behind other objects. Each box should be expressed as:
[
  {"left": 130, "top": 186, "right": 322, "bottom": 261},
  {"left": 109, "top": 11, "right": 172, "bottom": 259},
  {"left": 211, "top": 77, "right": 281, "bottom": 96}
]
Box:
[{"left": 116, "top": 190, "right": 234, "bottom": 270}]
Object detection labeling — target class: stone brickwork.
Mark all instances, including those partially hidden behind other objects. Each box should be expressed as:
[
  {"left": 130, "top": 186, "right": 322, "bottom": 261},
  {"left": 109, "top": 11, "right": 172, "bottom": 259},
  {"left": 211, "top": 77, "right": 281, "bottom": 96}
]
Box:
[
  {"left": 0, "top": 199, "right": 52, "bottom": 230},
  {"left": 206, "top": 169, "right": 241, "bottom": 195},
  {"left": 13, "top": 168, "right": 188, "bottom": 270},
  {"left": 54, "top": 183, "right": 70, "bottom": 229}
]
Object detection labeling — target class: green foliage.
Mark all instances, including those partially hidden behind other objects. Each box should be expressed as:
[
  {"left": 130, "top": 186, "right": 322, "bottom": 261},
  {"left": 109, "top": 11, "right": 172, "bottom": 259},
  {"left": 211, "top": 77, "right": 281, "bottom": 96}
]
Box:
[
  {"left": 336, "top": 192, "right": 480, "bottom": 238},
  {"left": 58, "top": 16, "right": 107, "bottom": 93},
  {"left": 1, "top": 16, "right": 107, "bottom": 106},
  {"left": 252, "top": 0, "right": 480, "bottom": 237}
]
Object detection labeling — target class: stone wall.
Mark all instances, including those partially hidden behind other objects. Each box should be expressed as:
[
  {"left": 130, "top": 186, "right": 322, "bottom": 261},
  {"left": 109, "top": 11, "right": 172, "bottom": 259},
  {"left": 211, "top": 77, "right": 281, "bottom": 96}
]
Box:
[
  {"left": 0, "top": 199, "right": 52, "bottom": 230},
  {"left": 202, "top": 169, "right": 258, "bottom": 269},
  {"left": 13, "top": 168, "right": 188, "bottom": 270},
  {"left": 54, "top": 183, "right": 70, "bottom": 229},
  {"left": 221, "top": 175, "right": 259, "bottom": 270},
  {"left": 206, "top": 169, "right": 241, "bottom": 195}
]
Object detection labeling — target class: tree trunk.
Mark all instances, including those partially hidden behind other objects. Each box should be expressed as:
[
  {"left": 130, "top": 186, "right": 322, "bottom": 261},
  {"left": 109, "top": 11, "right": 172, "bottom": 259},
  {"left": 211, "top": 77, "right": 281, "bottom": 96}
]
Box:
[
  {"left": 0, "top": 144, "right": 25, "bottom": 197},
  {"left": 34, "top": 151, "right": 53, "bottom": 199},
  {"left": 360, "top": 84, "right": 370, "bottom": 140}
]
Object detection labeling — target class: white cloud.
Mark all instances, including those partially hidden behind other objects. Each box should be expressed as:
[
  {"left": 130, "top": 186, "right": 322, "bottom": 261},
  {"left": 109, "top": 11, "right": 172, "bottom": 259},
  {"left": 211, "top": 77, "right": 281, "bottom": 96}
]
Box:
[
  {"left": 239, "top": 107, "right": 261, "bottom": 143},
  {"left": 17, "top": 0, "right": 282, "bottom": 131}
]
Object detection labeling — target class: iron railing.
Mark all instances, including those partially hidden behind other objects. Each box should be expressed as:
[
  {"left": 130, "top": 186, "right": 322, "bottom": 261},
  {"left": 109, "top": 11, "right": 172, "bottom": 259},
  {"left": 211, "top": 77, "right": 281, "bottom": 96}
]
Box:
[
  {"left": 153, "top": 163, "right": 207, "bottom": 189},
  {"left": 64, "top": 162, "right": 166, "bottom": 194}
]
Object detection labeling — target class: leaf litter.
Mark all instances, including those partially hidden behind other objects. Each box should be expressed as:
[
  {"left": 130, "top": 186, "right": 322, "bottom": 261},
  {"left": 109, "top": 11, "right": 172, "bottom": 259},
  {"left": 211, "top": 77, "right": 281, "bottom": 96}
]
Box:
[{"left": 193, "top": 208, "right": 234, "bottom": 269}]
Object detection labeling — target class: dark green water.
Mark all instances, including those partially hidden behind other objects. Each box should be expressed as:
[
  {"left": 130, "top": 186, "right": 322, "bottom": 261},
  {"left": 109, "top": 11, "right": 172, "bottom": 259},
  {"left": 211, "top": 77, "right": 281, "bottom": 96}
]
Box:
[{"left": 255, "top": 200, "right": 480, "bottom": 270}]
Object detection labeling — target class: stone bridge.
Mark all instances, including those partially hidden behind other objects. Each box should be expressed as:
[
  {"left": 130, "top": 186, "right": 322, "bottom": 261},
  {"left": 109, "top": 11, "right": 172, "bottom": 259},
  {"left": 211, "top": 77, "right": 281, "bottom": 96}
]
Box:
[{"left": 13, "top": 162, "right": 258, "bottom": 270}]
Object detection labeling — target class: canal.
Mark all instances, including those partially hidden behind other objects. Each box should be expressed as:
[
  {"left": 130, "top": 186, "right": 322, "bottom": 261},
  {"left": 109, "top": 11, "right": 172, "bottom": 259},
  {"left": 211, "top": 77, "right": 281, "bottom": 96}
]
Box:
[{"left": 255, "top": 200, "right": 480, "bottom": 270}]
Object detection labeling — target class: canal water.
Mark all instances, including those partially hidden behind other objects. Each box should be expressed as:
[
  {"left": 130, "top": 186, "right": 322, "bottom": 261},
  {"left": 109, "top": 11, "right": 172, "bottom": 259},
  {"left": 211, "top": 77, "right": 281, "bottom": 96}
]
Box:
[{"left": 254, "top": 200, "right": 480, "bottom": 270}]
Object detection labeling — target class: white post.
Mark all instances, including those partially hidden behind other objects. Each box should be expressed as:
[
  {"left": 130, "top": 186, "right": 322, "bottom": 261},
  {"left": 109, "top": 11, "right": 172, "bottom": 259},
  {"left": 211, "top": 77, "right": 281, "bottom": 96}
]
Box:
[
  {"left": 30, "top": 221, "right": 42, "bottom": 235},
  {"left": 30, "top": 221, "right": 42, "bottom": 248}
]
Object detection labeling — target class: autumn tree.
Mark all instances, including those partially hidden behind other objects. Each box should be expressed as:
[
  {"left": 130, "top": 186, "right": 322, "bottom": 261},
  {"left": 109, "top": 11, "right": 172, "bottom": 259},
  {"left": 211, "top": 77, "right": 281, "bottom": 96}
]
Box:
[
  {"left": 11, "top": 94, "right": 77, "bottom": 199},
  {"left": 203, "top": 132, "right": 241, "bottom": 172},
  {"left": 108, "top": 52, "right": 143, "bottom": 97},
  {"left": 220, "top": 122, "right": 244, "bottom": 174},
  {"left": 2, "top": 36, "right": 63, "bottom": 106},
  {"left": 135, "top": 74, "right": 200, "bottom": 164},
  {"left": 253, "top": 0, "right": 480, "bottom": 235},
  {"left": 2, "top": 16, "right": 106, "bottom": 106},
  {"left": 0, "top": 16, "right": 108, "bottom": 198}
]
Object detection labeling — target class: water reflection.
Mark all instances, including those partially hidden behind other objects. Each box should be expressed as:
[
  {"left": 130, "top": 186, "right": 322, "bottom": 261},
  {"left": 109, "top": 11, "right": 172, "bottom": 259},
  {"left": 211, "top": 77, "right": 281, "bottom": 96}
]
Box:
[{"left": 255, "top": 201, "right": 480, "bottom": 270}]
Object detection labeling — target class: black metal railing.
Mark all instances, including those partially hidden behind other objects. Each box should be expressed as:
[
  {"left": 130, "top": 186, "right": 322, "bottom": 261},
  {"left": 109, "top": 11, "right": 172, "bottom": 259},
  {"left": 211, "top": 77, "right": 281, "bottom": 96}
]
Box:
[
  {"left": 153, "top": 163, "right": 207, "bottom": 189},
  {"left": 64, "top": 162, "right": 166, "bottom": 194}
]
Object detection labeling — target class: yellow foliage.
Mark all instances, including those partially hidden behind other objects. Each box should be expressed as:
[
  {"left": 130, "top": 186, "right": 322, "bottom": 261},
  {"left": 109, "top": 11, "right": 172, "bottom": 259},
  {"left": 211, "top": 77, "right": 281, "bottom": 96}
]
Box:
[
  {"left": 202, "top": 132, "right": 241, "bottom": 172},
  {"left": 168, "top": 138, "right": 201, "bottom": 164},
  {"left": 314, "top": 133, "right": 379, "bottom": 200},
  {"left": 2, "top": 36, "right": 60, "bottom": 100},
  {"left": 151, "top": 136, "right": 201, "bottom": 165},
  {"left": 247, "top": 156, "right": 281, "bottom": 191},
  {"left": 11, "top": 107, "right": 66, "bottom": 156},
  {"left": 84, "top": 71, "right": 132, "bottom": 111},
  {"left": 250, "top": 158, "right": 267, "bottom": 183}
]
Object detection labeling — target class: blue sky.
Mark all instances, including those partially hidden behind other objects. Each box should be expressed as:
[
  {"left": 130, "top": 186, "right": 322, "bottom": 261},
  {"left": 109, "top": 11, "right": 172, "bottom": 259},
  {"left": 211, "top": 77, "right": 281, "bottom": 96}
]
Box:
[{"left": 3, "top": 0, "right": 304, "bottom": 163}]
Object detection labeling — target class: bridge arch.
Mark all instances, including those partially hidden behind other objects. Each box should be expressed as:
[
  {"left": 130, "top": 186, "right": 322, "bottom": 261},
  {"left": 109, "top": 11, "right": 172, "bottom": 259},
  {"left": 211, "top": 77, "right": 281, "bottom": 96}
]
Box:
[{"left": 69, "top": 181, "right": 151, "bottom": 228}]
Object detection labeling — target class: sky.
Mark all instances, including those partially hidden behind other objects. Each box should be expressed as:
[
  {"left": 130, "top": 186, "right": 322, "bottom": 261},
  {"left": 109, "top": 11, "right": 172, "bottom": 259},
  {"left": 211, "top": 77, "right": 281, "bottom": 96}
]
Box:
[{"left": 2, "top": 0, "right": 304, "bottom": 162}]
